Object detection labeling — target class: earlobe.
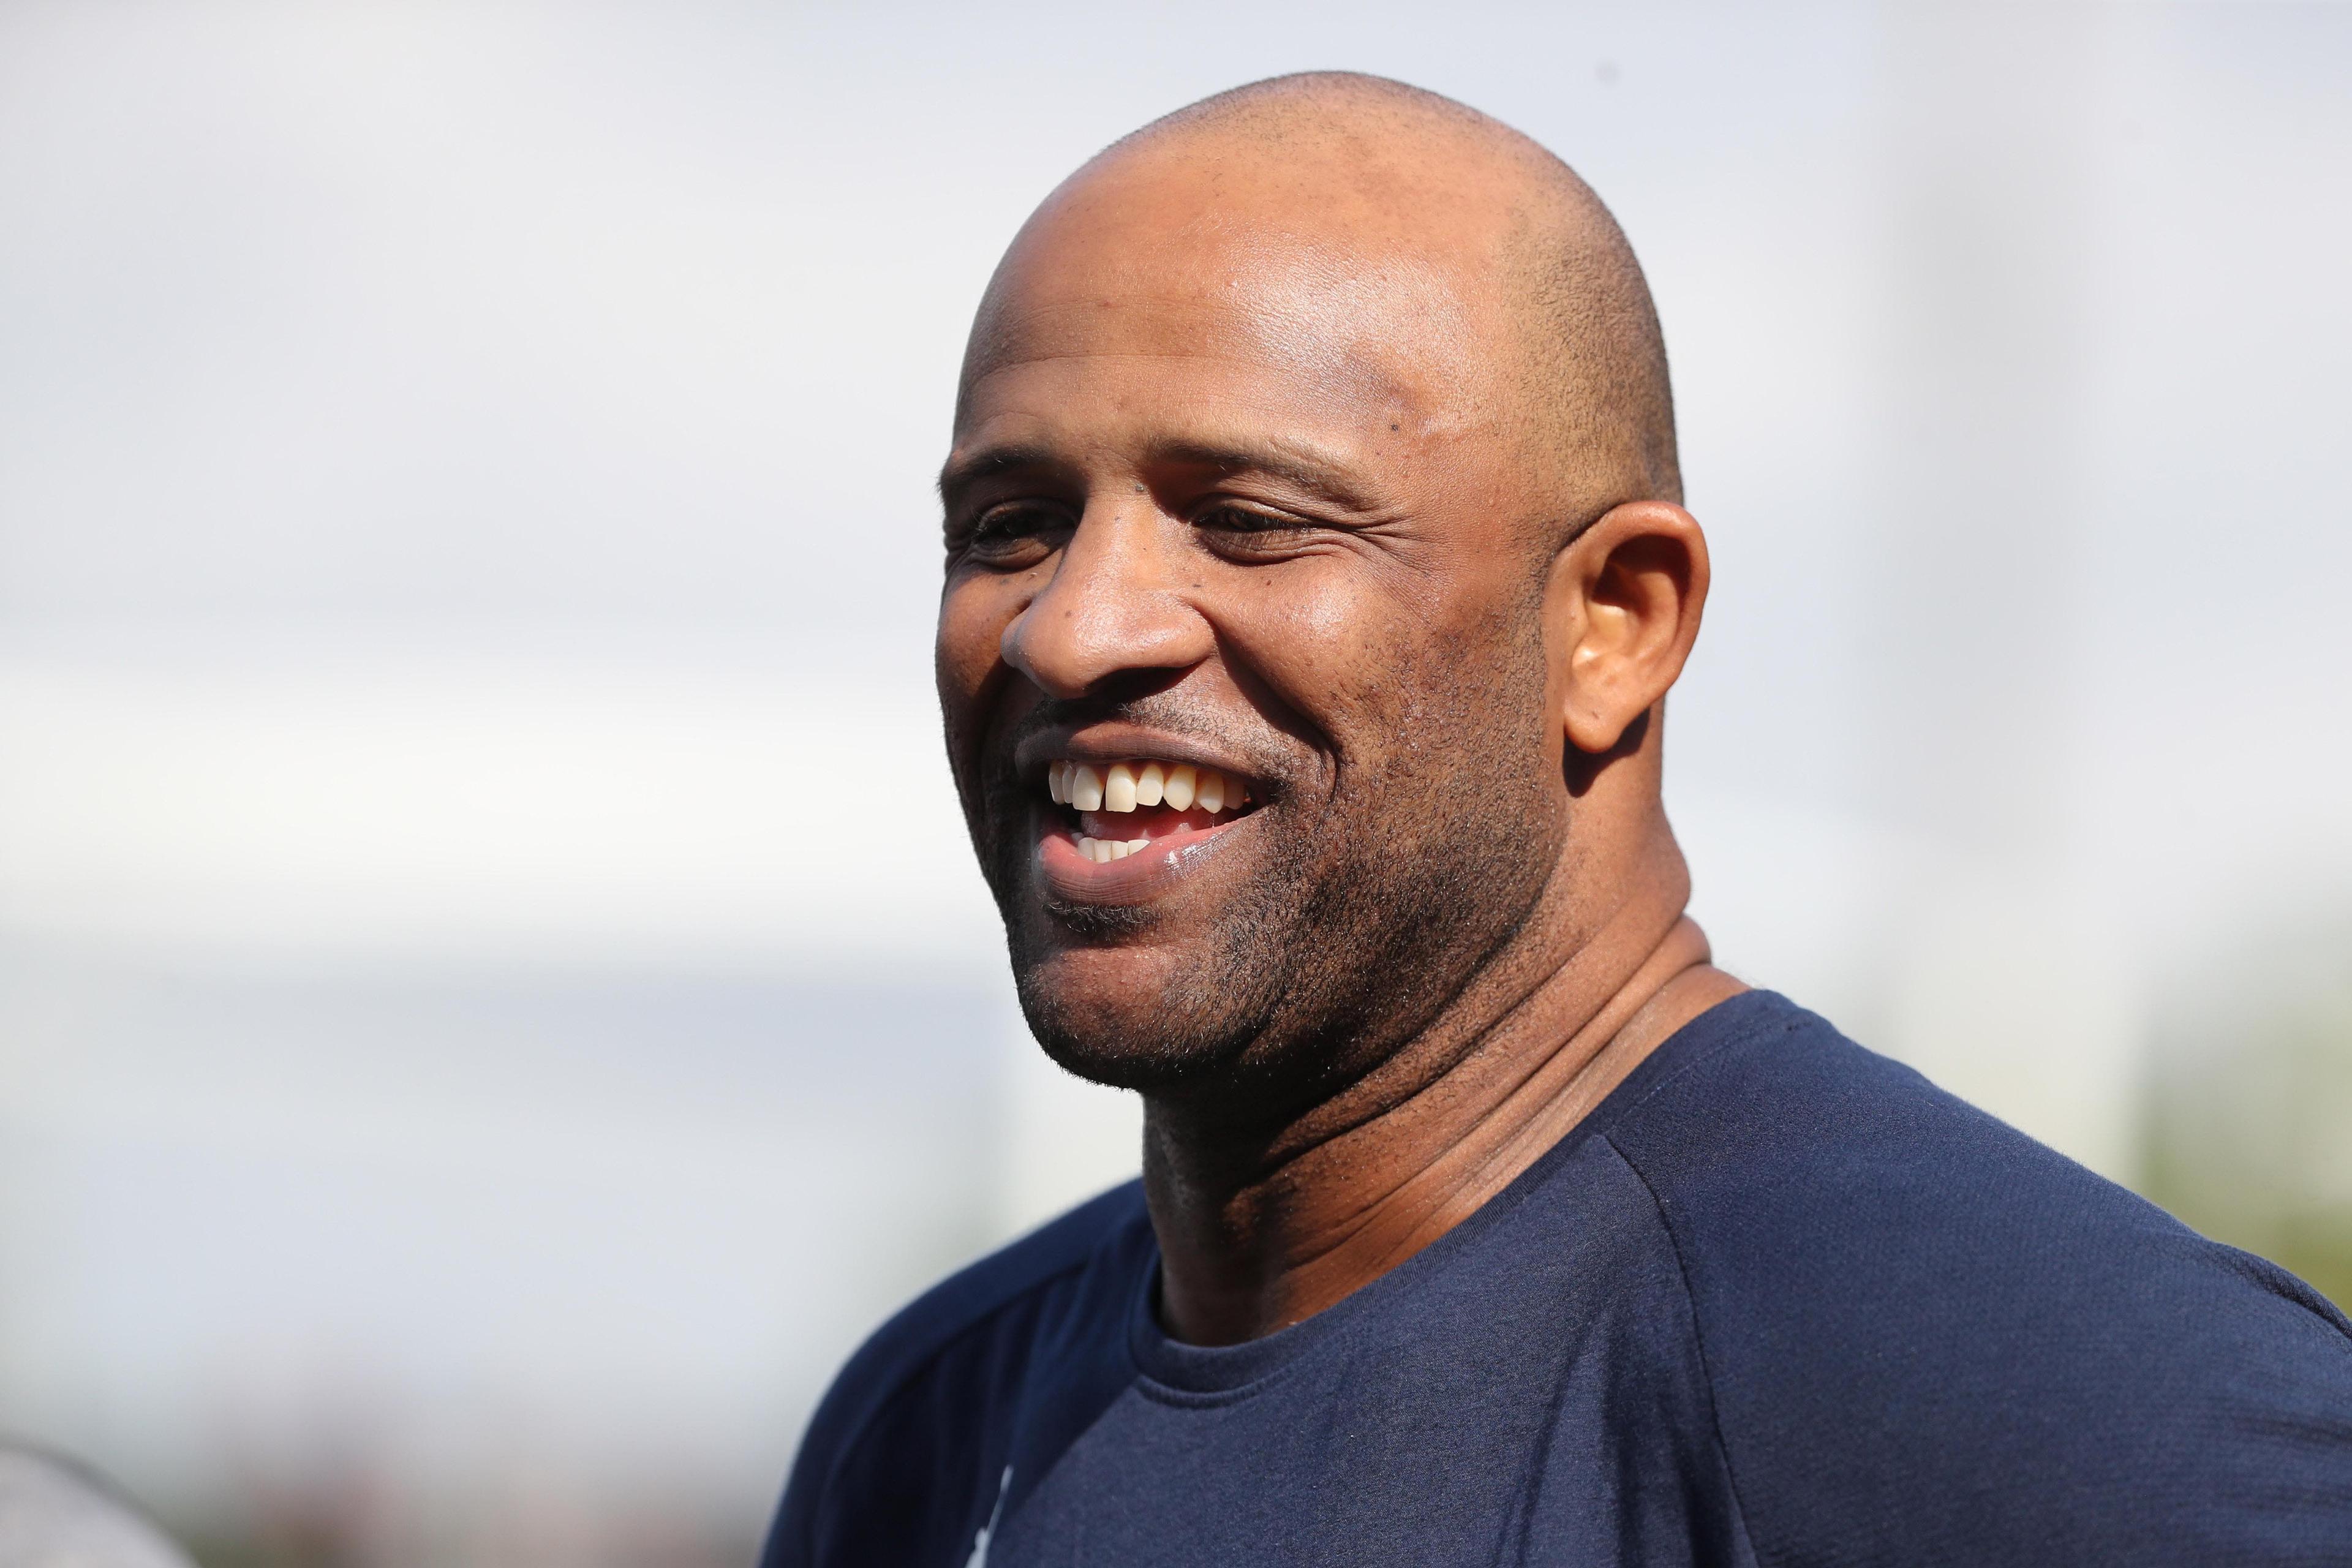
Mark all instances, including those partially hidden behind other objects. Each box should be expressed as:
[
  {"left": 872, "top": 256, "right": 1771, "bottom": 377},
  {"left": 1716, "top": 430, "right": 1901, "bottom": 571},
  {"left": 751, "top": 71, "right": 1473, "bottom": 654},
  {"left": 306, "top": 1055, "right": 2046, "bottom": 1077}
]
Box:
[{"left": 1548, "top": 500, "right": 1709, "bottom": 757}]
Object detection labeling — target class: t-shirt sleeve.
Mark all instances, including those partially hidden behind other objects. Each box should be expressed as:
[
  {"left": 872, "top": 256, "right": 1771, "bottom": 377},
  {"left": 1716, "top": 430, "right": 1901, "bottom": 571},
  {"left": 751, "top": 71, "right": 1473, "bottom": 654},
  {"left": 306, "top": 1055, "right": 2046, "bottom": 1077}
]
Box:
[{"left": 1608, "top": 1002, "right": 2352, "bottom": 1566}]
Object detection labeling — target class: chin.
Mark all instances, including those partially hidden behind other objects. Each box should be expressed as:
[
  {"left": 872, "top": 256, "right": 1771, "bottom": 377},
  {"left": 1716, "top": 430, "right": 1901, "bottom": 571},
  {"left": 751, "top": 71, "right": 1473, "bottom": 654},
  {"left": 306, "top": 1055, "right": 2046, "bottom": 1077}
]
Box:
[{"left": 1011, "top": 942, "right": 1262, "bottom": 1093}]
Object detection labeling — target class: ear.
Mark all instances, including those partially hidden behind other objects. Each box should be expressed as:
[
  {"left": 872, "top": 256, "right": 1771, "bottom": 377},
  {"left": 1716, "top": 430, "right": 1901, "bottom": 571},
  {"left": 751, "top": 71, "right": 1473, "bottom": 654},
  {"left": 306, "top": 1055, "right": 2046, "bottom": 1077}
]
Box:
[{"left": 1542, "top": 500, "right": 1711, "bottom": 755}]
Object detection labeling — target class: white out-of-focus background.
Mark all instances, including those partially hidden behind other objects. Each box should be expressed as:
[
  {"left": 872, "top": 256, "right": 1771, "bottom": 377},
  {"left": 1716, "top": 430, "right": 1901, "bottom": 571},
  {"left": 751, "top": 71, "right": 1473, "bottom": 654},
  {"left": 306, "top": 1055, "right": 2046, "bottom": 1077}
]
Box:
[{"left": 2, "top": 3, "right": 2346, "bottom": 1562}]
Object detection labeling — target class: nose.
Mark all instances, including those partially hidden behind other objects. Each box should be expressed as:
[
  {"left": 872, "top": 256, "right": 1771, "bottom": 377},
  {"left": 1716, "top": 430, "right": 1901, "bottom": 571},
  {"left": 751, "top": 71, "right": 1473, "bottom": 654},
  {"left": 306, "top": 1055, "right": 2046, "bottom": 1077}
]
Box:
[{"left": 1001, "top": 503, "right": 1212, "bottom": 699}]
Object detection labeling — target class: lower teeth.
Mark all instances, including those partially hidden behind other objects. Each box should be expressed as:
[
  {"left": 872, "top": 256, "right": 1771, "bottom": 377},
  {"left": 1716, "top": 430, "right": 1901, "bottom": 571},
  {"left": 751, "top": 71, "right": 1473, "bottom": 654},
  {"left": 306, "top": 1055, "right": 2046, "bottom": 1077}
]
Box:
[{"left": 1075, "top": 835, "right": 1152, "bottom": 862}]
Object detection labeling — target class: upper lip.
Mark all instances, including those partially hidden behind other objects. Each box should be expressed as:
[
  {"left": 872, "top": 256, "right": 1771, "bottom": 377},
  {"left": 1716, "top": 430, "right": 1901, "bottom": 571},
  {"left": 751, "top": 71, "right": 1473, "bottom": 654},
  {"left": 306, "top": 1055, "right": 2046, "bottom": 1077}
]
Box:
[{"left": 1013, "top": 727, "right": 1265, "bottom": 796}]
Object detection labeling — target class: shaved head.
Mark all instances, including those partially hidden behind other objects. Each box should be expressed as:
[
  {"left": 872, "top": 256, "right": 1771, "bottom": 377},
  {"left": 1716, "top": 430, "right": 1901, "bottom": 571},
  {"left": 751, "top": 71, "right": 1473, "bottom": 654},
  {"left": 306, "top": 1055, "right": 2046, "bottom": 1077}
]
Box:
[{"left": 967, "top": 72, "right": 1681, "bottom": 554}]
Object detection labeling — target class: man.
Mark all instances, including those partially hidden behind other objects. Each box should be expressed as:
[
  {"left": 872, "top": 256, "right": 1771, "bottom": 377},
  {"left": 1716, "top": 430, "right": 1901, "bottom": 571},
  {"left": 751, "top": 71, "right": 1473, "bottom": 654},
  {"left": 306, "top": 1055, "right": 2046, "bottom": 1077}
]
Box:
[{"left": 767, "top": 74, "right": 2352, "bottom": 1566}]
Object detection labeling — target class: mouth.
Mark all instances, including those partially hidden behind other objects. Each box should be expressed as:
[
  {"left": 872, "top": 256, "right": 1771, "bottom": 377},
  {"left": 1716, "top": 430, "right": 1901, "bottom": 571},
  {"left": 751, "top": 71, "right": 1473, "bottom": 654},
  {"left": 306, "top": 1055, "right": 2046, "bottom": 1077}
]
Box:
[{"left": 1035, "top": 756, "right": 1259, "bottom": 882}]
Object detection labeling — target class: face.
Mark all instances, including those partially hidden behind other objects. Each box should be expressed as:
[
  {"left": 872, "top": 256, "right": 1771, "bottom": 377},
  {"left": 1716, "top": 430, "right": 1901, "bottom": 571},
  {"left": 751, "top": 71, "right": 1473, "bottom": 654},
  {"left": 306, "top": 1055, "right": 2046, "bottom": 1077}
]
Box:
[{"left": 937, "top": 159, "right": 1574, "bottom": 1104}]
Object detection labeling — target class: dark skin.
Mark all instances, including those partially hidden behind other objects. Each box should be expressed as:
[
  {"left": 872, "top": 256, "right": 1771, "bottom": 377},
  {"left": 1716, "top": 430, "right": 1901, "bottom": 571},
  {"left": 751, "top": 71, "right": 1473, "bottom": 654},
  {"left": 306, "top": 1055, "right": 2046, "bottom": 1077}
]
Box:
[{"left": 937, "top": 80, "right": 1746, "bottom": 1346}]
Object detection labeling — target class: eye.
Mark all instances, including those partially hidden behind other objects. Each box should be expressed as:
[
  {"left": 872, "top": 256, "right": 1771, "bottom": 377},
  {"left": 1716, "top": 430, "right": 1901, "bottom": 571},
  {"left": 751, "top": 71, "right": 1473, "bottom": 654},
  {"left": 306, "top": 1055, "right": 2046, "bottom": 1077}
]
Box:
[
  {"left": 1194, "top": 502, "right": 1314, "bottom": 557},
  {"left": 952, "top": 502, "right": 1072, "bottom": 569}
]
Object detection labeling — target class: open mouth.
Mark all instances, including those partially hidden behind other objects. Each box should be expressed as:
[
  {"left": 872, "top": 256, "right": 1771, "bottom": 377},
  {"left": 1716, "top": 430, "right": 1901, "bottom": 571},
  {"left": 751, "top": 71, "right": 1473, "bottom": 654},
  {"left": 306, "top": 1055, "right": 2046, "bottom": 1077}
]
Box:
[{"left": 1041, "top": 758, "right": 1257, "bottom": 862}]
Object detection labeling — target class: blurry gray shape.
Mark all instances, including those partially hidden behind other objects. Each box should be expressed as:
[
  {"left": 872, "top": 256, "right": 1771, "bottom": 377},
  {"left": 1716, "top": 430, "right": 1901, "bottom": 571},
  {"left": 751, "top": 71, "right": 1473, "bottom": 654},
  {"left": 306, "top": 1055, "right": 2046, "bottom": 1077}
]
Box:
[
  {"left": 0, "top": 1449, "right": 192, "bottom": 1568},
  {"left": 1873, "top": 865, "right": 2141, "bottom": 1182},
  {"left": 0, "top": 951, "right": 1011, "bottom": 1533},
  {"left": 1847, "top": 8, "right": 2148, "bottom": 1178},
  {"left": 1860, "top": 3, "right": 2102, "bottom": 851}
]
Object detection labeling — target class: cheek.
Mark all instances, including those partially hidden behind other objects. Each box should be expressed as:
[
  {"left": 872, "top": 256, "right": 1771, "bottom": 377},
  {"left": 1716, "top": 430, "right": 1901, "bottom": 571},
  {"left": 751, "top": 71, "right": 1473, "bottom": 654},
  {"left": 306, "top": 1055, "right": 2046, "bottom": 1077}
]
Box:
[
  {"left": 1216, "top": 564, "right": 1509, "bottom": 774},
  {"left": 936, "top": 576, "right": 1019, "bottom": 707},
  {"left": 935, "top": 577, "right": 1035, "bottom": 801},
  {"left": 1216, "top": 567, "right": 1411, "bottom": 736}
]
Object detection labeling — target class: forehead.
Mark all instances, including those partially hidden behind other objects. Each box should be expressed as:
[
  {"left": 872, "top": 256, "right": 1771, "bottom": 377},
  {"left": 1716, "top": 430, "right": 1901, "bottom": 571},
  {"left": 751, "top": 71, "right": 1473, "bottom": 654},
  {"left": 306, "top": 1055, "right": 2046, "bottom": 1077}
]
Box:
[{"left": 957, "top": 162, "right": 1497, "bottom": 450}]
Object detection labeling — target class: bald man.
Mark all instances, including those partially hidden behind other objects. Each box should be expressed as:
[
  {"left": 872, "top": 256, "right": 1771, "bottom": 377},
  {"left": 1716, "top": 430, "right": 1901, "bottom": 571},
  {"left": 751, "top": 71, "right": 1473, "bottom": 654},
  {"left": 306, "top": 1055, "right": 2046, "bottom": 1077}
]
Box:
[{"left": 766, "top": 75, "right": 2352, "bottom": 1567}]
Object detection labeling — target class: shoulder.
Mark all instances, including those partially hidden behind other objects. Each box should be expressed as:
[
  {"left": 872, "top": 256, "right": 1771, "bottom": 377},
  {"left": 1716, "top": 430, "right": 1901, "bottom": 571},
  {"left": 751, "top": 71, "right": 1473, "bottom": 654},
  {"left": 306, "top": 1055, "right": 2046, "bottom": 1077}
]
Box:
[
  {"left": 763, "top": 1180, "right": 1150, "bottom": 1568},
  {"left": 816, "top": 1178, "right": 1148, "bottom": 1428},
  {"left": 1599, "top": 991, "right": 2352, "bottom": 1563}
]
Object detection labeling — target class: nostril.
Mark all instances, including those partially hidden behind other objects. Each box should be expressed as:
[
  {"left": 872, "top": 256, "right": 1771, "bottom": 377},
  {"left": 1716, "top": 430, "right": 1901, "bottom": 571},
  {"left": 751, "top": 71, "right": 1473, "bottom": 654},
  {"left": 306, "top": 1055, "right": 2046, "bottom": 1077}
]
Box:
[{"left": 998, "top": 540, "right": 1217, "bottom": 699}]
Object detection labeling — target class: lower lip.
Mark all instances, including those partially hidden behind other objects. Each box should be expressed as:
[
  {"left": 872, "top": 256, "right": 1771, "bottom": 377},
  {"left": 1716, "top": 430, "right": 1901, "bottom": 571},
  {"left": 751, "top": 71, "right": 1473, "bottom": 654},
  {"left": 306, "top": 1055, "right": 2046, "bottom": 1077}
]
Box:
[{"left": 1035, "top": 810, "right": 1250, "bottom": 903}]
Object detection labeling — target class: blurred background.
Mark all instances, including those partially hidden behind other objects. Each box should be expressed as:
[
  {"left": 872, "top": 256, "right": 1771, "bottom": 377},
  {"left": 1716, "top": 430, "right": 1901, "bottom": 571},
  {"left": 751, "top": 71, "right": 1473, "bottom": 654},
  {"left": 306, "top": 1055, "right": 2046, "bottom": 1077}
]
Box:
[{"left": 1, "top": 1, "right": 2346, "bottom": 1562}]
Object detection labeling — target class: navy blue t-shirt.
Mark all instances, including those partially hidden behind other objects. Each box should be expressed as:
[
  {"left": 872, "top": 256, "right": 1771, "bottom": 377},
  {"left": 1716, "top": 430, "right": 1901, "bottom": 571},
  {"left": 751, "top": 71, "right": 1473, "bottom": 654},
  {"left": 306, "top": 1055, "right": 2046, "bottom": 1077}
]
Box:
[{"left": 766, "top": 992, "right": 2352, "bottom": 1566}]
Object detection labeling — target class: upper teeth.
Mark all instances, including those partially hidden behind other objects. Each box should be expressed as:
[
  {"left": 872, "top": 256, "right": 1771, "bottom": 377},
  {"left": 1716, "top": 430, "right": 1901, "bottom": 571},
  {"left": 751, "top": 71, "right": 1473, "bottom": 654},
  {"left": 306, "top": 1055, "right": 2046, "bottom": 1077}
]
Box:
[{"left": 1046, "top": 760, "right": 1248, "bottom": 815}]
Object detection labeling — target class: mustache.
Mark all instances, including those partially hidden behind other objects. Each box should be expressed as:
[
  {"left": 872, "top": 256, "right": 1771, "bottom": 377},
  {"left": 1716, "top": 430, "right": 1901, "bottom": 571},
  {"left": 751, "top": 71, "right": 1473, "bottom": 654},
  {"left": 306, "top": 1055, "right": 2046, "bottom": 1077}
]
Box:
[{"left": 994, "top": 691, "right": 1278, "bottom": 773}]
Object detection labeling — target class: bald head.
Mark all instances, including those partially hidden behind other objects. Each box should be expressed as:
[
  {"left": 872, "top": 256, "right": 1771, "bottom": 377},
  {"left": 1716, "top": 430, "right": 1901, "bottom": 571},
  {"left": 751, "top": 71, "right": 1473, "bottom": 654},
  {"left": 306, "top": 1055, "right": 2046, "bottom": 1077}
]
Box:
[{"left": 965, "top": 72, "right": 1680, "bottom": 546}]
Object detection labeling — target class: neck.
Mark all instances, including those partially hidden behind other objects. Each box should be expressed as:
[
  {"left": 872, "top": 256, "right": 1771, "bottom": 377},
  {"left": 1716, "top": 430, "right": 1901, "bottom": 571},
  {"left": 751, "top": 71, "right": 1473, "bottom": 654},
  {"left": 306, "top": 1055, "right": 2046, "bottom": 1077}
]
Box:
[{"left": 1141, "top": 846, "right": 1744, "bottom": 1346}]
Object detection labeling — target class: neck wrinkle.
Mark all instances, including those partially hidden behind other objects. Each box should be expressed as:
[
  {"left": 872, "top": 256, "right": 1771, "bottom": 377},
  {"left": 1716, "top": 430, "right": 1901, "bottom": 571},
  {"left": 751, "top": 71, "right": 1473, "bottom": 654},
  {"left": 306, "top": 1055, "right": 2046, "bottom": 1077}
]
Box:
[{"left": 1147, "top": 862, "right": 1731, "bottom": 1344}]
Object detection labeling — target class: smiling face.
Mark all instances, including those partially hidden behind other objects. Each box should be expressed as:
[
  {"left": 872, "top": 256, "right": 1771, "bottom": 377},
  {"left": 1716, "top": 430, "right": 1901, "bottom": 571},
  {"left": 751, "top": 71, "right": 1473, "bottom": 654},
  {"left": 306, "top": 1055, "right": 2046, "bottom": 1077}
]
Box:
[{"left": 937, "top": 104, "right": 1659, "bottom": 1104}]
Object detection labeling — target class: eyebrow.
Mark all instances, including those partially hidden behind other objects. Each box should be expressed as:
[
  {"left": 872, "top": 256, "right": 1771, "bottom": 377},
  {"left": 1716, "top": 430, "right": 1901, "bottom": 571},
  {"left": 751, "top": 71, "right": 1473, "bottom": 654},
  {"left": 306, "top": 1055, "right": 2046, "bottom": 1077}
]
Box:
[
  {"left": 937, "top": 435, "right": 1379, "bottom": 512},
  {"left": 1140, "top": 436, "right": 1378, "bottom": 511},
  {"left": 937, "top": 442, "right": 1065, "bottom": 506}
]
